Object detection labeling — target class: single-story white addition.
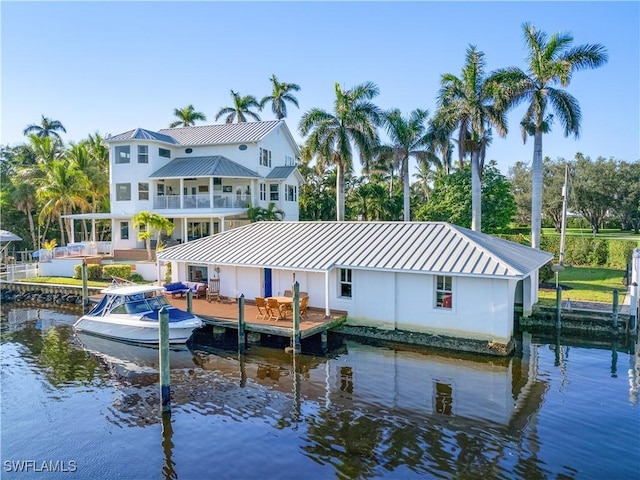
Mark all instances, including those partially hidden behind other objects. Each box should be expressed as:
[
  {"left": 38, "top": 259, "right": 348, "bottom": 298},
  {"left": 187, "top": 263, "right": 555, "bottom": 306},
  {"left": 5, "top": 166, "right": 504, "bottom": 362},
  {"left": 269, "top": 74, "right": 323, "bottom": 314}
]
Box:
[{"left": 156, "top": 221, "right": 553, "bottom": 348}]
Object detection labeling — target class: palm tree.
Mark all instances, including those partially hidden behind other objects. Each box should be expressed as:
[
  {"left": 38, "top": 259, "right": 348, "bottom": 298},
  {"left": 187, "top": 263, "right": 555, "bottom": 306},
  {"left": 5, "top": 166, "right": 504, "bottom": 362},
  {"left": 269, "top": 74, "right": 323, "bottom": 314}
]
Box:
[
  {"left": 490, "top": 23, "right": 608, "bottom": 249},
  {"left": 299, "top": 81, "right": 381, "bottom": 221},
  {"left": 215, "top": 91, "right": 261, "bottom": 123},
  {"left": 259, "top": 74, "right": 301, "bottom": 120},
  {"left": 169, "top": 105, "right": 207, "bottom": 128},
  {"left": 247, "top": 202, "right": 285, "bottom": 222},
  {"left": 36, "top": 158, "right": 91, "bottom": 246},
  {"left": 132, "top": 211, "right": 175, "bottom": 261},
  {"left": 436, "top": 46, "right": 508, "bottom": 232},
  {"left": 23, "top": 116, "right": 66, "bottom": 139},
  {"left": 378, "top": 109, "right": 430, "bottom": 221},
  {"left": 11, "top": 182, "right": 38, "bottom": 248}
]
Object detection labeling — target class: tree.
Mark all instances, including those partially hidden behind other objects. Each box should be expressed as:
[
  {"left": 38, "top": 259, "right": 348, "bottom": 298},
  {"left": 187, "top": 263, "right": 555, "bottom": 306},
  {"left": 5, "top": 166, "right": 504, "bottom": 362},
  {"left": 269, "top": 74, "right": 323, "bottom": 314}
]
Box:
[
  {"left": 247, "top": 202, "right": 285, "bottom": 222},
  {"left": 259, "top": 74, "right": 301, "bottom": 120},
  {"left": 492, "top": 23, "right": 608, "bottom": 248},
  {"left": 436, "top": 46, "right": 508, "bottom": 232},
  {"left": 615, "top": 160, "right": 640, "bottom": 233},
  {"left": 299, "top": 81, "right": 381, "bottom": 221},
  {"left": 23, "top": 116, "right": 66, "bottom": 139},
  {"left": 507, "top": 161, "right": 532, "bottom": 226},
  {"left": 215, "top": 90, "right": 261, "bottom": 123},
  {"left": 169, "top": 105, "right": 207, "bottom": 128},
  {"left": 571, "top": 154, "right": 617, "bottom": 234},
  {"left": 415, "top": 162, "right": 516, "bottom": 233},
  {"left": 378, "top": 108, "right": 430, "bottom": 221},
  {"left": 132, "top": 211, "right": 175, "bottom": 261}
]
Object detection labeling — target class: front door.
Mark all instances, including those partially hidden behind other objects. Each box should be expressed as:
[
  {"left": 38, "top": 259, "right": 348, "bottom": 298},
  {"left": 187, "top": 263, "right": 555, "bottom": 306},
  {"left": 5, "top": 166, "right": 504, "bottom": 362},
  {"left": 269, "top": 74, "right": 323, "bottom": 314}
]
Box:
[{"left": 264, "top": 268, "right": 272, "bottom": 297}]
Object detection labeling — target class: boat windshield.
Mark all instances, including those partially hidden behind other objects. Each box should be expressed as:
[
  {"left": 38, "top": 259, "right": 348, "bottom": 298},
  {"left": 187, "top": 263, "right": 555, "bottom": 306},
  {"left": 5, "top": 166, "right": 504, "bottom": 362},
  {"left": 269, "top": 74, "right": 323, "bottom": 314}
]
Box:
[{"left": 146, "top": 296, "right": 169, "bottom": 310}]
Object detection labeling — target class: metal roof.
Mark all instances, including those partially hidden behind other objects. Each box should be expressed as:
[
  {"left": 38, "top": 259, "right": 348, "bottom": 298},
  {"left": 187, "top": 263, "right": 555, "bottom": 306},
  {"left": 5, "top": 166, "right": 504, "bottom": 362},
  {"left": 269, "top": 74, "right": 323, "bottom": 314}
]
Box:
[
  {"left": 104, "top": 128, "right": 179, "bottom": 144},
  {"left": 157, "top": 222, "right": 553, "bottom": 278},
  {"left": 266, "top": 166, "right": 297, "bottom": 179},
  {"left": 157, "top": 121, "right": 281, "bottom": 145},
  {"left": 149, "top": 156, "right": 259, "bottom": 178}
]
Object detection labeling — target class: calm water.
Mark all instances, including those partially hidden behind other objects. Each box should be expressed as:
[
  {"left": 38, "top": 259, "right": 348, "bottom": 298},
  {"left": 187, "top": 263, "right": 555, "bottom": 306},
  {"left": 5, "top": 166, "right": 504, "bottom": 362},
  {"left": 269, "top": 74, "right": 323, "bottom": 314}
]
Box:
[{"left": 1, "top": 306, "right": 638, "bottom": 480}]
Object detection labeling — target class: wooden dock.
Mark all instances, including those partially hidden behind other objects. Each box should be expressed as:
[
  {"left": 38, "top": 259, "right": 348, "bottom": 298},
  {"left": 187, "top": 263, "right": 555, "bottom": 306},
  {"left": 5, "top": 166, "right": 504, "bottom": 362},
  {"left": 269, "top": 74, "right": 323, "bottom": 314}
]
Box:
[{"left": 166, "top": 295, "right": 347, "bottom": 341}]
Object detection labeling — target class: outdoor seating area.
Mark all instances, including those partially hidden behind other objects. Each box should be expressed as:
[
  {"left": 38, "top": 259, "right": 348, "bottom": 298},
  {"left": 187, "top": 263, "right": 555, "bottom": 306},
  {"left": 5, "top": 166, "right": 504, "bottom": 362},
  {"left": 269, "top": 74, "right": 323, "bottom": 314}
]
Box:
[{"left": 255, "top": 295, "right": 309, "bottom": 321}]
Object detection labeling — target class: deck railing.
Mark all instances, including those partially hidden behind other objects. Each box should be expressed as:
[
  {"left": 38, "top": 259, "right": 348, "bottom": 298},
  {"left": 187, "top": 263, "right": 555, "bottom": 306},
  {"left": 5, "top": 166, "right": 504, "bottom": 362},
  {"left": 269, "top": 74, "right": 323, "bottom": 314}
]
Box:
[{"left": 153, "top": 193, "right": 250, "bottom": 210}]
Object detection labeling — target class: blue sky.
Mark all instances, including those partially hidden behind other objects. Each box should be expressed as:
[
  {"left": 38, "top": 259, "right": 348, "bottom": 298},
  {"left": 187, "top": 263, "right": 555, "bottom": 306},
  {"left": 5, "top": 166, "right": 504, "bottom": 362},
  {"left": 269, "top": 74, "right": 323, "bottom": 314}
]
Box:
[{"left": 2, "top": 1, "right": 638, "bottom": 176}]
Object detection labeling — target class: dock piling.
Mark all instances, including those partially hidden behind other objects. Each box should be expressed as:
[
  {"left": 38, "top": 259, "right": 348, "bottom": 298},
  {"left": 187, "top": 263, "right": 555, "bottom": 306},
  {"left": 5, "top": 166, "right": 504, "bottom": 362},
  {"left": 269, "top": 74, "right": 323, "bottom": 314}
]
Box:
[
  {"left": 159, "top": 306, "right": 171, "bottom": 412},
  {"left": 238, "top": 294, "right": 246, "bottom": 353},
  {"left": 292, "top": 281, "right": 301, "bottom": 353},
  {"left": 186, "top": 289, "right": 192, "bottom": 313},
  {"left": 612, "top": 289, "right": 619, "bottom": 330},
  {"left": 81, "top": 260, "right": 88, "bottom": 311}
]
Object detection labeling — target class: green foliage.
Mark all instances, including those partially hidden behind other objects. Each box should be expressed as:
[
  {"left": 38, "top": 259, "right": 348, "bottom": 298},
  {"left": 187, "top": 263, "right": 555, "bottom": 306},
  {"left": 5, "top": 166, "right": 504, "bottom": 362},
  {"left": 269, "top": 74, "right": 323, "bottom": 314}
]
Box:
[
  {"left": 102, "top": 264, "right": 132, "bottom": 280},
  {"left": 130, "top": 273, "right": 144, "bottom": 283},
  {"left": 73, "top": 263, "right": 103, "bottom": 280},
  {"left": 414, "top": 163, "right": 516, "bottom": 233},
  {"left": 538, "top": 262, "right": 554, "bottom": 284}
]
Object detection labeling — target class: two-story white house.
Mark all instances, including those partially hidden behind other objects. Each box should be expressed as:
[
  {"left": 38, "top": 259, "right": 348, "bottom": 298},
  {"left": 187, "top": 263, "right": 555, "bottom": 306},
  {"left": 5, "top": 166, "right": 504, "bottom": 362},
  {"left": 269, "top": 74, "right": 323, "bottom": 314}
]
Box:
[{"left": 64, "top": 120, "right": 302, "bottom": 259}]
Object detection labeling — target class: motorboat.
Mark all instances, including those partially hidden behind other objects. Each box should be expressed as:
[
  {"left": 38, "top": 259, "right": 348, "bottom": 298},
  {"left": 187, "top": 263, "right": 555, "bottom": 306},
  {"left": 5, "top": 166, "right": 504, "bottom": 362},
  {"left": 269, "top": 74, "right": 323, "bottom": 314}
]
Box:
[{"left": 73, "top": 284, "right": 203, "bottom": 344}]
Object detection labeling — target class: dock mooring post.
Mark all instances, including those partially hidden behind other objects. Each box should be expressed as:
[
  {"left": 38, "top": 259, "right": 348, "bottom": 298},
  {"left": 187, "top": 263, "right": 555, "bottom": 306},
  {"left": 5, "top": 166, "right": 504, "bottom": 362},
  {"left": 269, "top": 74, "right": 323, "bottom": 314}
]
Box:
[
  {"left": 291, "top": 281, "right": 301, "bottom": 354},
  {"left": 551, "top": 264, "right": 564, "bottom": 329},
  {"left": 81, "top": 259, "right": 88, "bottom": 311},
  {"left": 186, "top": 289, "right": 193, "bottom": 313},
  {"left": 612, "top": 289, "right": 619, "bottom": 330},
  {"left": 238, "top": 294, "right": 246, "bottom": 353},
  {"left": 159, "top": 306, "right": 171, "bottom": 412}
]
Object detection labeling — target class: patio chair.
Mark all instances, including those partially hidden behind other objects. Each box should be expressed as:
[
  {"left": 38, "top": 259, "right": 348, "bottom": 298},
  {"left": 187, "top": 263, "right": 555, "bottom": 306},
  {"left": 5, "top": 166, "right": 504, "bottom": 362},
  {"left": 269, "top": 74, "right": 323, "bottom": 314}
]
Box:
[
  {"left": 255, "top": 297, "right": 267, "bottom": 320},
  {"left": 267, "top": 298, "right": 284, "bottom": 321},
  {"left": 299, "top": 295, "right": 309, "bottom": 318},
  {"left": 283, "top": 289, "right": 293, "bottom": 297},
  {"left": 299, "top": 291, "right": 309, "bottom": 298},
  {"left": 207, "top": 278, "right": 220, "bottom": 303}
]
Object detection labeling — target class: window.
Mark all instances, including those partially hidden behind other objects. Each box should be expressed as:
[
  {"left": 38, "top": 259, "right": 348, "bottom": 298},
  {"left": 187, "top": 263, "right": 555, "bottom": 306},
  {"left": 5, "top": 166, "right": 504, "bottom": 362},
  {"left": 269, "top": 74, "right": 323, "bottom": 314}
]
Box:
[
  {"left": 339, "top": 268, "right": 352, "bottom": 298},
  {"left": 159, "top": 148, "right": 171, "bottom": 158},
  {"left": 259, "top": 183, "right": 266, "bottom": 201},
  {"left": 269, "top": 184, "right": 279, "bottom": 201},
  {"left": 260, "top": 147, "right": 271, "bottom": 167},
  {"left": 138, "top": 183, "right": 149, "bottom": 200},
  {"left": 120, "top": 221, "right": 129, "bottom": 240},
  {"left": 137, "top": 145, "right": 148, "bottom": 163},
  {"left": 285, "top": 184, "right": 297, "bottom": 202},
  {"left": 198, "top": 185, "right": 209, "bottom": 193},
  {"left": 285, "top": 155, "right": 295, "bottom": 166},
  {"left": 115, "top": 146, "right": 130, "bottom": 164},
  {"left": 157, "top": 184, "right": 165, "bottom": 196},
  {"left": 435, "top": 275, "right": 453, "bottom": 308},
  {"left": 116, "top": 183, "right": 131, "bottom": 201}
]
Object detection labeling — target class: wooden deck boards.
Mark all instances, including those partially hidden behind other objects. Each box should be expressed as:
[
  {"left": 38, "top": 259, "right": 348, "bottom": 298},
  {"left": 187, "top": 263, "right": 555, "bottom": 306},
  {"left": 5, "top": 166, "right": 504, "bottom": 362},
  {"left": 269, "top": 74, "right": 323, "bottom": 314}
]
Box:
[{"left": 166, "top": 296, "right": 347, "bottom": 339}]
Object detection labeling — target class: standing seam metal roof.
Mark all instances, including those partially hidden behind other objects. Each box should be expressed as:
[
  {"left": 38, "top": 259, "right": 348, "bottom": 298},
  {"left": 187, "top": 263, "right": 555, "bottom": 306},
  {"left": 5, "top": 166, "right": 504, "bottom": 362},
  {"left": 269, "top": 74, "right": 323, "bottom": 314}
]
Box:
[
  {"left": 157, "top": 222, "right": 553, "bottom": 278},
  {"left": 157, "top": 121, "right": 281, "bottom": 145},
  {"left": 149, "top": 156, "right": 259, "bottom": 178}
]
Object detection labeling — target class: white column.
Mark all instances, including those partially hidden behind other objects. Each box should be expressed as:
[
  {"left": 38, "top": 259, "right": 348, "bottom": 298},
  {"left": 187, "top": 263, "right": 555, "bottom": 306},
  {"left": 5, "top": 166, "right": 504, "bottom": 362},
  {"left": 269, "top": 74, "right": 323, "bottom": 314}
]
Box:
[
  {"left": 324, "top": 270, "right": 330, "bottom": 317},
  {"left": 209, "top": 177, "right": 214, "bottom": 209},
  {"left": 179, "top": 178, "right": 185, "bottom": 209}
]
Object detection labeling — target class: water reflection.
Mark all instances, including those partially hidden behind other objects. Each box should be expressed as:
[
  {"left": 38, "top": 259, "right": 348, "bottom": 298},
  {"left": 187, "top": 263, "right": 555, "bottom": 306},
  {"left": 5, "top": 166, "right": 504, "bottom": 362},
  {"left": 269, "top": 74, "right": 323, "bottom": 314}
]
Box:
[{"left": 2, "top": 306, "right": 638, "bottom": 479}]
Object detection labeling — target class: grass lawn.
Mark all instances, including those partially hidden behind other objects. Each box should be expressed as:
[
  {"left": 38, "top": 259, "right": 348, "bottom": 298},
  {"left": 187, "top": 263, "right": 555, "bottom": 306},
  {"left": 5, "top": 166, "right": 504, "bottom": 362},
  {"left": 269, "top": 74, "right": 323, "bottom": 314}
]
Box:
[
  {"left": 538, "top": 265, "right": 628, "bottom": 305},
  {"left": 18, "top": 277, "right": 115, "bottom": 288},
  {"left": 542, "top": 227, "right": 640, "bottom": 242}
]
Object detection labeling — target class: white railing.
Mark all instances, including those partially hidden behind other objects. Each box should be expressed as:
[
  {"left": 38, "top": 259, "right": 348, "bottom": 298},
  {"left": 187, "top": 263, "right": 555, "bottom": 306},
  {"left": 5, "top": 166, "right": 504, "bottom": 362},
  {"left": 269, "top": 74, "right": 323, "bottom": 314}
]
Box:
[
  {"left": 153, "top": 193, "right": 251, "bottom": 210},
  {"left": 0, "top": 263, "right": 39, "bottom": 281}
]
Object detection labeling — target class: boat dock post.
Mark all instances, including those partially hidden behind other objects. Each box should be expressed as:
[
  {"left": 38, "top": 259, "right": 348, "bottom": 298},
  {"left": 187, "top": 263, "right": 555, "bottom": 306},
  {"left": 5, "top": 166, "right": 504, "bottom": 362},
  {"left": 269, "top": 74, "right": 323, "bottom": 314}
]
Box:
[
  {"left": 238, "top": 294, "right": 246, "bottom": 353},
  {"left": 612, "top": 289, "right": 619, "bottom": 330},
  {"left": 292, "top": 282, "right": 301, "bottom": 353},
  {"left": 81, "top": 259, "right": 88, "bottom": 311},
  {"left": 186, "top": 290, "right": 193, "bottom": 313},
  {"left": 159, "top": 306, "right": 171, "bottom": 412}
]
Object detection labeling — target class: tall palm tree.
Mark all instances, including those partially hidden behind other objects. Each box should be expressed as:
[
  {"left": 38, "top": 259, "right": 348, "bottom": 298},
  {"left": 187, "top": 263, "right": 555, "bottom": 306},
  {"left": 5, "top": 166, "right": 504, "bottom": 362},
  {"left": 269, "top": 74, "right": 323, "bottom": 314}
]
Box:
[
  {"left": 23, "top": 116, "right": 66, "bottom": 139},
  {"left": 132, "top": 211, "right": 175, "bottom": 261},
  {"left": 491, "top": 23, "right": 607, "bottom": 248},
  {"left": 259, "top": 74, "right": 301, "bottom": 120},
  {"left": 11, "top": 182, "right": 38, "bottom": 248},
  {"left": 36, "top": 158, "right": 91, "bottom": 246},
  {"left": 169, "top": 104, "right": 207, "bottom": 128},
  {"left": 436, "top": 46, "right": 508, "bottom": 232},
  {"left": 215, "top": 90, "right": 261, "bottom": 123},
  {"left": 299, "top": 81, "right": 381, "bottom": 221},
  {"left": 378, "top": 108, "right": 430, "bottom": 221}
]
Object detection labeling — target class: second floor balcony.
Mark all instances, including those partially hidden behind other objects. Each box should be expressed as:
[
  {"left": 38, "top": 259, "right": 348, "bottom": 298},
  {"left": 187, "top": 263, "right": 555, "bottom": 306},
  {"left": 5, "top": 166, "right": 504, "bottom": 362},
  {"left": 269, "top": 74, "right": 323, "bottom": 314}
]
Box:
[{"left": 153, "top": 193, "right": 251, "bottom": 210}]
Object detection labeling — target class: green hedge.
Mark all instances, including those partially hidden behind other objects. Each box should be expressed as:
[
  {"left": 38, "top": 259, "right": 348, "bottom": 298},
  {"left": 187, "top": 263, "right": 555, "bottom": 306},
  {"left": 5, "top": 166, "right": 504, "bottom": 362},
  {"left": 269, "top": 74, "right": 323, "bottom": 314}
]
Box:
[
  {"left": 73, "top": 264, "right": 103, "bottom": 280},
  {"left": 101, "top": 264, "right": 133, "bottom": 280},
  {"left": 498, "top": 234, "right": 636, "bottom": 268}
]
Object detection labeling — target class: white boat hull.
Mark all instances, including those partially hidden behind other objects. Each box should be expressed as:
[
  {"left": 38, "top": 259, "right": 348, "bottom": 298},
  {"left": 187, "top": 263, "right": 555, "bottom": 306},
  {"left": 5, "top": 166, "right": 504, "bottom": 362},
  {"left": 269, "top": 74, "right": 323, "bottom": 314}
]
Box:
[{"left": 74, "top": 314, "right": 202, "bottom": 344}]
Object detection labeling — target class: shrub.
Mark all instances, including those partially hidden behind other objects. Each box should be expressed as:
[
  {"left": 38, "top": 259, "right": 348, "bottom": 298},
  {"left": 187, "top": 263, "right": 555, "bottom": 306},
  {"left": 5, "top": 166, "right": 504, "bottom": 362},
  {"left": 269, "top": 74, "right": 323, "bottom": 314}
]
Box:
[
  {"left": 73, "top": 263, "right": 103, "bottom": 280},
  {"left": 130, "top": 273, "right": 144, "bottom": 283},
  {"left": 538, "top": 262, "right": 554, "bottom": 285},
  {"left": 102, "top": 264, "right": 132, "bottom": 280}
]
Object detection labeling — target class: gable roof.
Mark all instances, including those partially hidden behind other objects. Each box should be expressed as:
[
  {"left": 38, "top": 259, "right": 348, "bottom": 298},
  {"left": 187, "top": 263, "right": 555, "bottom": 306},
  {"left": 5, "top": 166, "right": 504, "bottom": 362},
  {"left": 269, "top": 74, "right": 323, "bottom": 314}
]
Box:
[
  {"left": 149, "top": 156, "right": 259, "bottom": 178},
  {"left": 157, "top": 120, "right": 281, "bottom": 145},
  {"left": 104, "top": 128, "right": 179, "bottom": 144},
  {"left": 266, "top": 166, "right": 297, "bottom": 179},
  {"left": 157, "top": 222, "right": 553, "bottom": 279}
]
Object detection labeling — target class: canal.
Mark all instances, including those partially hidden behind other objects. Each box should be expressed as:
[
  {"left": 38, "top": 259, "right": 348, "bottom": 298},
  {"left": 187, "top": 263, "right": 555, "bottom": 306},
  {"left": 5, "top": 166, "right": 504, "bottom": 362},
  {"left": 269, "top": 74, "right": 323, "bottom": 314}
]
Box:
[{"left": 1, "top": 305, "right": 638, "bottom": 479}]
